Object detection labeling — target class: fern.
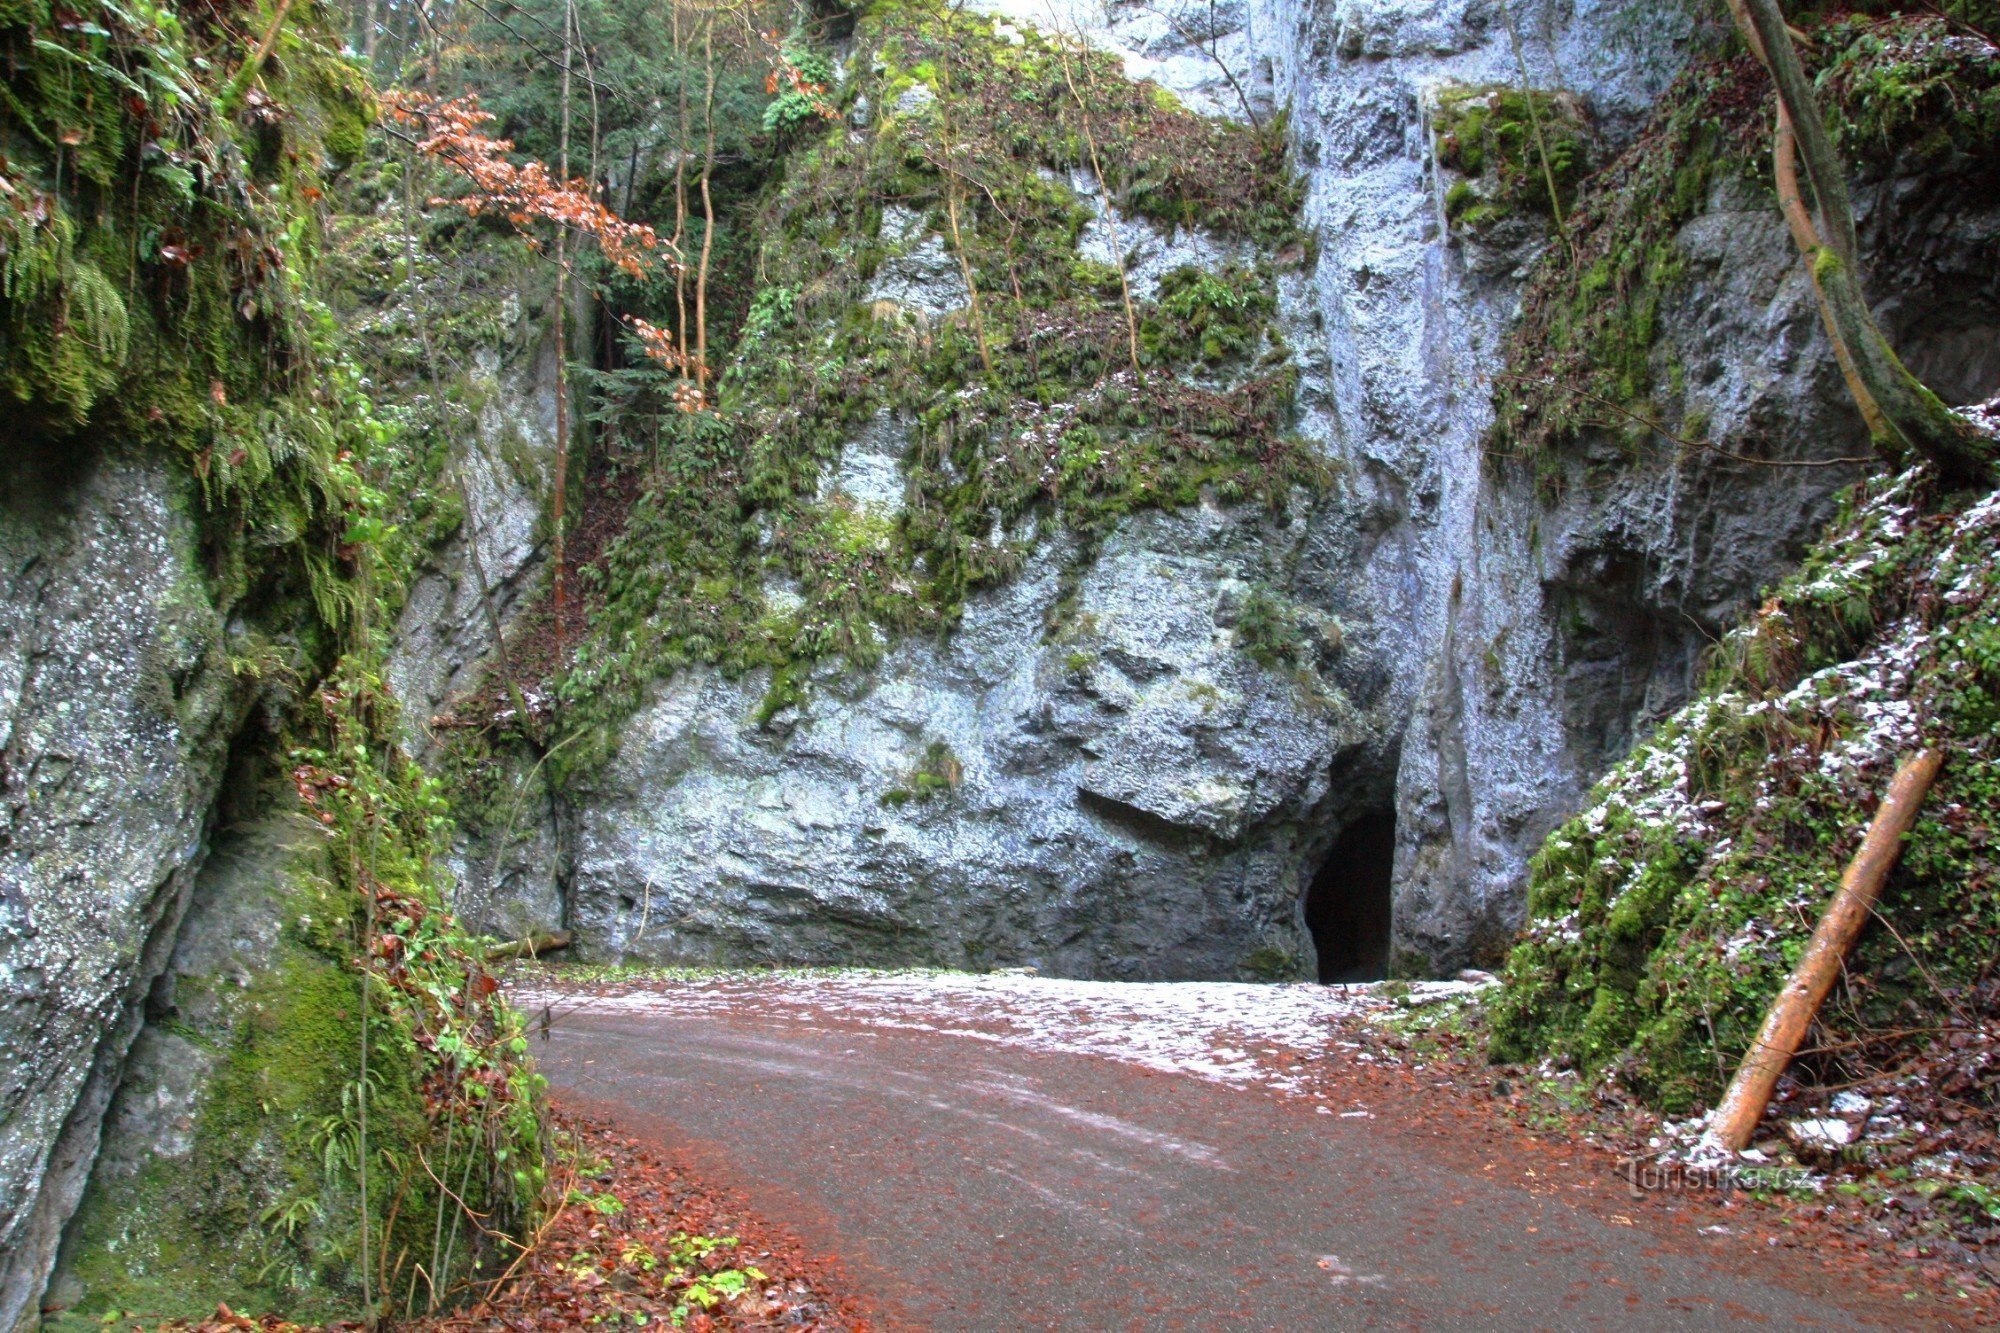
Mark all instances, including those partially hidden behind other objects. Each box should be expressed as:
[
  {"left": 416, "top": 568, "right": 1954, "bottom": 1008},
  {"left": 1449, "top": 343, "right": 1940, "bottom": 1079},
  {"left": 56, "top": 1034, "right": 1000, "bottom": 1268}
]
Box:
[
  {"left": 1, "top": 208, "right": 75, "bottom": 303},
  {"left": 62, "top": 257, "right": 130, "bottom": 363}
]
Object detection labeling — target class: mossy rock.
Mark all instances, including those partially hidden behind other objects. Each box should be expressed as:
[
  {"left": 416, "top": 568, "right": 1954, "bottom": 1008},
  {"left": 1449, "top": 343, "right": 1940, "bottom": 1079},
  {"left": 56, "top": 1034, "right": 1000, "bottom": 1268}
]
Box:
[
  {"left": 1492, "top": 472, "right": 2000, "bottom": 1111},
  {"left": 540, "top": 1, "right": 1324, "bottom": 786},
  {"left": 1433, "top": 83, "right": 1591, "bottom": 234}
]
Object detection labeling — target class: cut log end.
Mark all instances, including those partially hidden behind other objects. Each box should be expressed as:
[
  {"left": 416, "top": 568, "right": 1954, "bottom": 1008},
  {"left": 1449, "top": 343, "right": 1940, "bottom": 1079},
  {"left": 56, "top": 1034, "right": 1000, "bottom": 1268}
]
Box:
[{"left": 488, "top": 930, "right": 574, "bottom": 961}]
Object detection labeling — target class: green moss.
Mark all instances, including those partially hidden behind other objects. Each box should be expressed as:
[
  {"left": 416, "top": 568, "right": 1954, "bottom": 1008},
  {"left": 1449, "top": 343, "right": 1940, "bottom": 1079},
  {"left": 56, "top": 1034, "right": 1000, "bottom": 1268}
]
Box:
[
  {"left": 1819, "top": 10, "right": 2000, "bottom": 169},
  {"left": 1141, "top": 264, "right": 1278, "bottom": 366},
  {"left": 1242, "top": 944, "right": 1303, "bottom": 981},
  {"left": 1486, "top": 51, "right": 1765, "bottom": 482},
  {"left": 1234, "top": 583, "right": 1309, "bottom": 670},
  {"left": 55, "top": 874, "right": 399, "bottom": 1323},
  {"left": 756, "top": 662, "right": 810, "bottom": 726},
  {"left": 57, "top": 679, "right": 546, "bottom": 1321},
  {"left": 881, "top": 739, "right": 963, "bottom": 806},
  {"left": 544, "top": 2, "right": 1324, "bottom": 781},
  {"left": 1433, "top": 83, "right": 1591, "bottom": 233},
  {"left": 6, "top": 0, "right": 548, "bottom": 1320},
  {"left": 1, "top": 0, "right": 399, "bottom": 652},
  {"left": 1492, "top": 472, "right": 2000, "bottom": 1111}
]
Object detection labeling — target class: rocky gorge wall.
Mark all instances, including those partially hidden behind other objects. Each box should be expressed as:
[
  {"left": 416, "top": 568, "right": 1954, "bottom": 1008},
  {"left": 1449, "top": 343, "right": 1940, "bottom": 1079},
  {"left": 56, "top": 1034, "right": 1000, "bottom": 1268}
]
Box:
[
  {"left": 0, "top": 450, "right": 253, "bottom": 1329},
  {"left": 1246, "top": 0, "right": 1824, "bottom": 970},
  {"left": 430, "top": 0, "right": 1999, "bottom": 981},
  {"left": 1256, "top": 0, "right": 2000, "bottom": 969},
  {"left": 0, "top": 0, "right": 558, "bottom": 1316},
  {"left": 3, "top": 0, "right": 1994, "bottom": 1321}
]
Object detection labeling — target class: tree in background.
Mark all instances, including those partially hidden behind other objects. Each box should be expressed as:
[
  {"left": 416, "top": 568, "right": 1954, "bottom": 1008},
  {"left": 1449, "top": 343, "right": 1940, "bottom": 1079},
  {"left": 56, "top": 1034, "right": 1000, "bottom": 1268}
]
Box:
[{"left": 364, "top": 0, "right": 815, "bottom": 661}]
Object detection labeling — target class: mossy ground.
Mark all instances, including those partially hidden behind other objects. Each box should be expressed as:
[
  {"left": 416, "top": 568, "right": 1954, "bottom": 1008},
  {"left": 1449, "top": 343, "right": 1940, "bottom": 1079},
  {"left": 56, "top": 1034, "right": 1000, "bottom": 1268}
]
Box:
[{"left": 1491, "top": 471, "right": 2000, "bottom": 1114}]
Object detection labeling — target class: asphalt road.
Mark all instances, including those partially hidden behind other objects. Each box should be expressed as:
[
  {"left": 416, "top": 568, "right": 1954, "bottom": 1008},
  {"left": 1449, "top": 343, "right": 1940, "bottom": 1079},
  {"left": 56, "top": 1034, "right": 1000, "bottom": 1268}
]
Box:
[{"left": 536, "top": 991, "right": 1912, "bottom": 1330}]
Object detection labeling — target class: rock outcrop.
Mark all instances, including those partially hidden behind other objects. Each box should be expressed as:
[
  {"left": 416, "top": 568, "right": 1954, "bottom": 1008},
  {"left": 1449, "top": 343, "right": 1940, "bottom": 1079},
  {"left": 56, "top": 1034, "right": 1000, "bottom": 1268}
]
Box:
[
  {"left": 425, "top": 0, "right": 1997, "bottom": 981},
  {"left": 1244, "top": 0, "right": 1997, "bottom": 968},
  {"left": 567, "top": 506, "right": 1368, "bottom": 978},
  {"left": 386, "top": 287, "right": 562, "bottom": 758},
  {"left": 0, "top": 450, "right": 246, "bottom": 1330}
]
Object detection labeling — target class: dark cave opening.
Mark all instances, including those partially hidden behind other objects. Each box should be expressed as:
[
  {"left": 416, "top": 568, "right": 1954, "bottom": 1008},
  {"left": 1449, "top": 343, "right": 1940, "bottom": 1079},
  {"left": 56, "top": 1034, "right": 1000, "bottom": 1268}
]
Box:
[{"left": 1305, "top": 811, "right": 1396, "bottom": 984}]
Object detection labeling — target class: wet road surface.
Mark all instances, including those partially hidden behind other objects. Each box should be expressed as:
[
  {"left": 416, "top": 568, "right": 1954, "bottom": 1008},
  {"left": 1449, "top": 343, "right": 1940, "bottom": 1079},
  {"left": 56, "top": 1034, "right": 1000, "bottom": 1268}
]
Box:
[{"left": 533, "top": 984, "right": 1916, "bottom": 1329}]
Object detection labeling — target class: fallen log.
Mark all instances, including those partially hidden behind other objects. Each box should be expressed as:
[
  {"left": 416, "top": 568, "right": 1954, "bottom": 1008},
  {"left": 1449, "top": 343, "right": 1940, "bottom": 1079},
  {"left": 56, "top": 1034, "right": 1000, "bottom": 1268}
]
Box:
[
  {"left": 487, "top": 930, "right": 573, "bottom": 961},
  {"left": 1707, "top": 748, "right": 1944, "bottom": 1152}
]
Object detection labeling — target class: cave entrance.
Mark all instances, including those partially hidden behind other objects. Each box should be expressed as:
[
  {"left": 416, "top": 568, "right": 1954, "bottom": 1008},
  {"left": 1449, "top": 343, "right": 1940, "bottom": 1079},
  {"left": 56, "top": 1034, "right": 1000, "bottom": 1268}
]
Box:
[{"left": 1305, "top": 811, "right": 1396, "bottom": 983}]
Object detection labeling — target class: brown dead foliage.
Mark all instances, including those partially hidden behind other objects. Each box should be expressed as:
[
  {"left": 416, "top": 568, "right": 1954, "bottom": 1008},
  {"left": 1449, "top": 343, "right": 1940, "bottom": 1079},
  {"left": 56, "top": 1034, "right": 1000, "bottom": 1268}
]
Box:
[{"left": 145, "top": 1109, "right": 866, "bottom": 1333}]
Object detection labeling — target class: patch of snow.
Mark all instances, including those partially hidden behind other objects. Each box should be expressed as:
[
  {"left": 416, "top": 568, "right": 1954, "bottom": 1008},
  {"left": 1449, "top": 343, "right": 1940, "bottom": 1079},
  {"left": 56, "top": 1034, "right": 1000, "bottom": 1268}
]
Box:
[
  {"left": 516, "top": 972, "right": 1492, "bottom": 1096},
  {"left": 1784, "top": 1118, "right": 1856, "bottom": 1153}
]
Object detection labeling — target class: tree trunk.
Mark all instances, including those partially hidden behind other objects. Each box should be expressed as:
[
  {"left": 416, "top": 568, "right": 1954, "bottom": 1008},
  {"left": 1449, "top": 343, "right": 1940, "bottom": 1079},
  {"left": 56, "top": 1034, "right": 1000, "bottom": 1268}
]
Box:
[
  {"left": 1727, "top": 0, "right": 1995, "bottom": 487},
  {"left": 1707, "top": 749, "right": 1944, "bottom": 1152},
  {"left": 487, "top": 931, "right": 573, "bottom": 961},
  {"left": 671, "top": 2, "right": 691, "bottom": 407},
  {"left": 695, "top": 13, "right": 717, "bottom": 397},
  {"left": 550, "top": 0, "right": 577, "bottom": 649}
]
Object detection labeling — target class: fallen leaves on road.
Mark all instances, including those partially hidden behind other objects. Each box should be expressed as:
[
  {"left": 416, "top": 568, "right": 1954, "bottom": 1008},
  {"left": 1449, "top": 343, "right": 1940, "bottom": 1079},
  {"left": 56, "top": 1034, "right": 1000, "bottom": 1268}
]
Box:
[
  {"left": 144, "top": 1308, "right": 334, "bottom": 1333},
  {"left": 418, "top": 1109, "right": 866, "bottom": 1331},
  {"left": 1307, "top": 993, "right": 2000, "bottom": 1317},
  {"left": 509, "top": 966, "right": 2000, "bottom": 1317}
]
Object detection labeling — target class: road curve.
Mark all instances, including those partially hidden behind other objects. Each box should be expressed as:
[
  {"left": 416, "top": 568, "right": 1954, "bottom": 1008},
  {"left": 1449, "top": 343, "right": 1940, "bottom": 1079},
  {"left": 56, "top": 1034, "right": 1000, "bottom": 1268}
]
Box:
[{"left": 531, "top": 981, "right": 1915, "bottom": 1330}]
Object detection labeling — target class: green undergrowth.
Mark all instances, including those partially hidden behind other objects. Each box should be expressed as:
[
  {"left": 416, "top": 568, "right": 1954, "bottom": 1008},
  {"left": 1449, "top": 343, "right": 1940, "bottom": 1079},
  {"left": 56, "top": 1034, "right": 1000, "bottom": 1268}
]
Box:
[
  {"left": 549, "top": 0, "right": 1321, "bottom": 778},
  {"left": 55, "top": 663, "right": 549, "bottom": 1326},
  {"left": 5, "top": 0, "right": 549, "bottom": 1318},
  {"left": 0, "top": 0, "right": 385, "bottom": 638},
  {"left": 1489, "top": 7, "right": 2000, "bottom": 488},
  {"left": 1491, "top": 470, "right": 2000, "bottom": 1113}
]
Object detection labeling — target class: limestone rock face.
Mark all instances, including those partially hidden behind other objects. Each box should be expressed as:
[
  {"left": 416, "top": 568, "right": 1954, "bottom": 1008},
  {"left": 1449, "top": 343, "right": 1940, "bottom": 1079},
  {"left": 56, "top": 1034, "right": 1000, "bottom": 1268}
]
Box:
[
  {"left": 569, "top": 505, "right": 1373, "bottom": 978},
  {"left": 384, "top": 268, "right": 569, "bottom": 948},
  {"left": 1243, "top": 0, "right": 1998, "bottom": 969},
  {"left": 386, "top": 285, "right": 562, "bottom": 763},
  {"left": 864, "top": 206, "right": 970, "bottom": 317},
  {"left": 0, "top": 451, "right": 244, "bottom": 1331},
  {"left": 443, "top": 0, "right": 1998, "bottom": 981}
]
